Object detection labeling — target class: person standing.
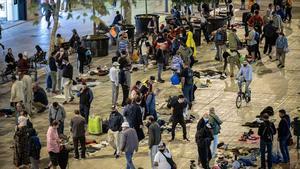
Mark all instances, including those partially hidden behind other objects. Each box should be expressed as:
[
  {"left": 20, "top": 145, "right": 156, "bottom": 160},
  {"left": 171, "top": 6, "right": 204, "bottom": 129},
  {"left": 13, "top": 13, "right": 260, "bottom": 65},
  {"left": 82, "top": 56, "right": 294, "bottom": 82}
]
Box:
[
  {"left": 108, "top": 108, "right": 124, "bottom": 158},
  {"left": 62, "top": 59, "right": 74, "bottom": 104},
  {"left": 32, "top": 83, "right": 48, "bottom": 113},
  {"left": 208, "top": 107, "right": 222, "bottom": 158},
  {"left": 70, "top": 110, "right": 86, "bottom": 160},
  {"left": 10, "top": 76, "right": 24, "bottom": 109},
  {"left": 286, "top": 0, "right": 293, "bottom": 22},
  {"left": 77, "top": 45, "right": 86, "bottom": 75},
  {"left": 169, "top": 95, "right": 189, "bottom": 142},
  {"left": 120, "top": 122, "right": 139, "bottom": 169},
  {"left": 118, "top": 51, "right": 131, "bottom": 107},
  {"left": 78, "top": 82, "right": 93, "bottom": 124},
  {"left": 245, "top": 26, "right": 257, "bottom": 60},
  {"left": 262, "top": 20, "right": 278, "bottom": 59},
  {"left": 275, "top": 32, "right": 288, "bottom": 68},
  {"left": 272, "top": 12, "right": 283, "bottom": 32},
  {"left": 181, "top": 63, "right": 194, "bottom": 108},
  {"left": 109, "top": 62, "right": 120, "bottom": 108},
  {"left": 28, "top": 129, "right": 41, "bottom": 169},
  {"left": 195, "top": 113, "right": 213, "bottom": 169},
  {"left": 49, "top": 52, "right": 58, "bottom": 93},
  {"left": 278, "top": 109, "right": 291, "bottom": 163},
  {"left": 148, "top": 115, "right": 161, "bottom": 168},
  {"left": 19, "top": 72, "right": 32, "bottom": 115},
  {"left": 55, "top": 48, "right": 68, "bottom": 93},
  {"left": 154, "top": 142, "right": 175, "bottom": 169},
  {"left": 5, "top": 48, "right": 16, "bottom": 72},
  {"left": 258, "top": 113, "right": 276, "bottom": 169},
  {"left": 49, "top": 102, "right": 66, "bottom": 134},
  {"left": 46, "top": 121, "right": 61, "bottom": 169},
  {"left": 214, "top": 26, "right": 227, "bottom": 61},
  {"left": 156, "top": 48, "right": 165, "bottom": 83}
]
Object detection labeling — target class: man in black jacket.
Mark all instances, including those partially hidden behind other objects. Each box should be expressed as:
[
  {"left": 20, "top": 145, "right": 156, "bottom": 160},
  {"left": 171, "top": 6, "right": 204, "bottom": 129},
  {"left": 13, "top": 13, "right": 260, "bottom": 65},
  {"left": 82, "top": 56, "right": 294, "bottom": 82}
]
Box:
[
  {"left": 170, "top": 95, "right": 189, "bottom": 142},
  {"left": 108, "top": 108, "right": 124, "bottom": 158},
  {"left": 148, "top": 115, "right": 161, "bottom": 168},
  {"left": 258, "top": 113, "right": 276, "bottom": 169},
  {"left": 49, "top": 52, "right": 58, "bottom": 93},
  {"left": 77, "top": 45, "right": 86, "bottom": 74},
  {"left": 62, "top": 59, "right": 74, "bottom": 104},
  {"left": 262, "top": 20, "right": 278, "bottom": 59},
  {"left": 32, "top": 84, "right": 48, "bottom": 114},
  {"left": 278, "top": 109, "right": 291, "bottom": 163},
  {"left": 78, "top": 82, "right": 93, "bottom": 124}
]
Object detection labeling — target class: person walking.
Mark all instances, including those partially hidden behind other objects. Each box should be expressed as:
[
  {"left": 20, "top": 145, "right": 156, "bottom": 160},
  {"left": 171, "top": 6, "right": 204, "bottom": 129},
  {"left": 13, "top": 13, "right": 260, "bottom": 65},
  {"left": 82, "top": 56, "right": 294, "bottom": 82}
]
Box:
[
  {"left": 70, "top": 110, "right": 86, "bottom": 160},
  {"left": 275, "top": 32, "right": 288, "bottom": 68},
  {"left": 278, "top": 109, "right": 291, "bottom": 163},
  {"left": 120, "top": 122, "right": 139, "bottom": 169},
  {"left": 169, "top": 95, "right": 189, "bottom": 142},
  {"left": 109, "top": 62, "right": 120, "bottom": 108},
  {"left": 10, "top": 76, "right": 24, "bottom": 109},
  {"left": 49, "top": 51, "right": 58, "bottom": 93},
  {"left": 49, "top": 102, "right": 66, "bottom": 134},
  {"left": 181, "top": 63, "right": 194, "bottom": 108},
  {"left": 154, "top": 142, "right": 176, "bottom": 169},
  {"left": 32, "top": 83, "right": 48, "bottom": 113},
  {"left": 195, "top": 113, "right": 213, "bottom": 169},
  {"left": 77, "top": 44, "right": 86, "bottom": 75},
  {"left": 245, "top": 26, "right": 257, "bottom": 61},
  {"left": 258, "top": 113, "right": 276, "bottom": 169},
  {"left": 214, "top": 26, "right": 227, "bottom": 61},
  {"left": 286, "top": 0, "right": 293, "bottom": 22},
  {"left": 55, "top": 48, "right": 68, "bottom": 93},
  {"left": 62, "top": 59, "right": 74, "bottom": 104},
  {"left": 262, "top": 20, "right": 278, "bottom": 59},
  {"left": 118, "top": 51, "right": 131, "bottom": 107},
  {"left": 148, "top": 115, "right": 161, "bottom": 168},
  {"left": 19, "top": 71, "right": 32, "bottom": 115},
  {"left": 46, "top": 120, "right": 61, "bottom": 169},
  {"left": 208, "top": 107, "right": 223, "bottom": 158},
  {"left": 108, "top": 108, "right": 124, "bottom": 158},
  {"left": 78, "top": 82, "right": 93, "bottom": 124}
]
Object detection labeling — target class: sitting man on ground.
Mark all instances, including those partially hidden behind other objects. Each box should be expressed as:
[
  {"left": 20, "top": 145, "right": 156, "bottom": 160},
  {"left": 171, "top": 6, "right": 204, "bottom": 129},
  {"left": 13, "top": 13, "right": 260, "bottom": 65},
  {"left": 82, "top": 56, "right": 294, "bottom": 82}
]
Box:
[{"left": 32, "top": 83, "right": 48, "bottom": 113}]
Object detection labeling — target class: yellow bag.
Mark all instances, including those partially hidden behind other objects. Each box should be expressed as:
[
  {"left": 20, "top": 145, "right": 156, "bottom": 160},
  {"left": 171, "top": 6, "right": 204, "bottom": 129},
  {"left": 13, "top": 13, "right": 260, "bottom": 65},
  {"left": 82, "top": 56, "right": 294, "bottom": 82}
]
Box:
[{"left": 131, "top": 50, "right": 139, "bottom": 63}]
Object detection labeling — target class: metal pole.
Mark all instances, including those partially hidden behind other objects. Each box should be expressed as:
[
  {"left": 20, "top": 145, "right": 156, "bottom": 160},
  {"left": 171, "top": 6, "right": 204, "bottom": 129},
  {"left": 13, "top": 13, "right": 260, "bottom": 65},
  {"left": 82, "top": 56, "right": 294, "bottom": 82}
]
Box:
[
  {"left": 165, "top": 0, "right": 168, "bottom": 13},
  {"left": 145, "top": 0, "right": 148, "bottom": 14}
]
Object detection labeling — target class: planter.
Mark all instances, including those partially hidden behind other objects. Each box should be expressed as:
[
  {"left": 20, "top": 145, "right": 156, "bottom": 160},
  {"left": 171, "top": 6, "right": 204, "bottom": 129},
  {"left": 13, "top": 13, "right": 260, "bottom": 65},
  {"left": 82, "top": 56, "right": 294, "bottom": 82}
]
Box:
[
  {"left": 82, "top": 34, "right": 109, "bottom": 57},
  {"left": 206, "top": 16, "right": 228, "bottom": 34},
  {"left": 135, "top": 14, "right": 160, "bottom": 35}
]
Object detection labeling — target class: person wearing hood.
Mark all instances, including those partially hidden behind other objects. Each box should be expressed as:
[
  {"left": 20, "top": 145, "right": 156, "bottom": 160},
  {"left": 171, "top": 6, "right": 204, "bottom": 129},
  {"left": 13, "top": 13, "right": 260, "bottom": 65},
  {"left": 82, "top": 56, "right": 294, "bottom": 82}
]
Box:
[
  {"left": 277, "top": 109, "right": 291, "bottom": 163},
  {"left": 195, "top": 113, "right": 213, "bottom": 169},
  {"left": 208, "top": 107, "right": 223, "bottom": 158}
]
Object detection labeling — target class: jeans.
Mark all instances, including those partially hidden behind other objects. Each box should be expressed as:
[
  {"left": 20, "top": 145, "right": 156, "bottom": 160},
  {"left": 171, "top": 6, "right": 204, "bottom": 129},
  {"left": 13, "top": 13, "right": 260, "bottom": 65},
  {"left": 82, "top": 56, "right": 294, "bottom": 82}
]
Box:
[
  {"left": 260, "top": 141, "right": 273, "bottom": 169},
  {"left": 50, "top": 71, "right": 57, "bottom": 92},
  {"left": 150, "top": 145, "right": 158, "bottom": 168},
  {"left": 46, "top": 72, "right": 52, "bottom": 90},
  {"left": 171, "top": 117, "right": 187, "bottom": 140},
  {"left": 157, "top": 63, "right": 164, "bottom": 80},
  {"left": 121, "top": 84, "right": 130, "bottom": 106},
  {"left": 107, "top": 130, "right": 121, "bottom": 155},
  {"left": 112, "top": 82, "right": 119, "bottom": 107},
  {"left": 80, "top": 104, "right": 90, "bottom": 124},
  {"left": 125, "top": 151, "right": 135, "bottom": 169},
  {"left": 57, "top": 69, "right": 63, "bottom": 92},
  {"left": 63, "top": 78, "right": 73, "bottom": 101},
  {"left": 182, "top": 84, "right": 193, "bottom": 104},
  {"left": 279, "top": 138, "right": 290, "bottom": 162},
  {"left": 210, "top": 135, "right": 219, "bottom": 158},
  {"left": 276, "top": 48, "right": 286, "bottom": 66},
  {"left": 216, "top": 44, "right": 226, "bottom": 61},
  {"left": 73, "top": 136, "right": 86, "bottom": 158}
]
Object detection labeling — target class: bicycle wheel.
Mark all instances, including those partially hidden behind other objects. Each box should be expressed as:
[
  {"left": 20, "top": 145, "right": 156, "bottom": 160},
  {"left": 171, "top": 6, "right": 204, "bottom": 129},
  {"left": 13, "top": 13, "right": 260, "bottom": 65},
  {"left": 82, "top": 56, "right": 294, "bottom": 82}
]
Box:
[{"left": 236, "top": 95, "right": 242, "bottom": 108}]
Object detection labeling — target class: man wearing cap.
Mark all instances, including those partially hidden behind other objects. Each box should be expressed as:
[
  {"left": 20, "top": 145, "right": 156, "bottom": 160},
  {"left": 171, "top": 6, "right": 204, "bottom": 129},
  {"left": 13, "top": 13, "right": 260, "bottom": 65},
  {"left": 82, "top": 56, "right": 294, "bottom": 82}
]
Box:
[
  {"left": 109, "top": 62, "right": 120, "bottom": 108},
  {"left": 62, "top": 59, "right": 74, "bottom": 104},
  {"left": 78, "top": 82, "right": 93, "bottom": 124},
  {"left": 120, "top": 122, "right": 139, "bottom": 169},
  {"left": 237, "top": 60, "right": 252, "bottom": 96}
]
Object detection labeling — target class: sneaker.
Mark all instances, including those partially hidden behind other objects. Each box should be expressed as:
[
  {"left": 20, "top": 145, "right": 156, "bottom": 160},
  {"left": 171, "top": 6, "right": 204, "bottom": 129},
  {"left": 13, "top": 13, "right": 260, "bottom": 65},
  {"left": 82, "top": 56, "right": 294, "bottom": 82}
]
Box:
[
  {"left": 277, "top": 64, "right": 282, "bottom": 68},
  {"left": 183, "top": 138, "right": 190, "bottom": 142},
  {"left": 115, "top": 154, "right": 120, "bottom": 159},
  {"left": 62, "top": 101, "right": 68, "bottom": 105}
]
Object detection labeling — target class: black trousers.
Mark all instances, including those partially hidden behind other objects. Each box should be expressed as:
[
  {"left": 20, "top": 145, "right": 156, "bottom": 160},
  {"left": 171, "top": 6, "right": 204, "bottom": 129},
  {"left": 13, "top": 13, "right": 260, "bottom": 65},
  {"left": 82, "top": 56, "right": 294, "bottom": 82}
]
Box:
[
  {"left": 286, "top": 7, "right": 292, "bottom": 21},
  {"left": 254, "top": 43, "right": 261, "bottom": 60},
  {"left": 197, "top": 143, "right": 212, "bottom": 169},
  {"left": 121, "top": 84, "right": 129, "bottom": 106},
  {"left": 263, "top": 37, "right": 273, "bottom": 55},
  {"left": 73, "top": 136, "right": 86, "bottom": 158},
  {"left": 171, "top": 117, "right": 187, "bottom": 139},
  {"left": 79, "top": 61, "right": 84, "bottom": 74}
]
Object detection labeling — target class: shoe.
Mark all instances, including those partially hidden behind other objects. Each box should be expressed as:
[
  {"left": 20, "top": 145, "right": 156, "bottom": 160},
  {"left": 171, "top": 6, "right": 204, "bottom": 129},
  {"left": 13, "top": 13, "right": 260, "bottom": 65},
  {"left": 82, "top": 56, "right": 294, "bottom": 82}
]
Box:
[
  {"left": 280, "top": 65, "right": 285, "bottom": 68},
  {"left": 277, "top": 64, "right": 282, "bottom": 68},
  {"left": 183, "top": 138, "right": 190, "bottom": 142},
  {"left": 81, "top": 156, "right": 86, "bottom": 160},
  {"left": 69, "top": 97, "right": 74, "bottom": 102},
  {"left": 158, "top": 79, "right": 165, "bottom": 83},
  {"left": 115, "top": 154, "right": 120, "bottom": 159},
  {"left": 113, "top": 150, "right": 117, "bottom": 156},
  {"left": 62, "top": 101, "right": 68, "bottom": 105}
]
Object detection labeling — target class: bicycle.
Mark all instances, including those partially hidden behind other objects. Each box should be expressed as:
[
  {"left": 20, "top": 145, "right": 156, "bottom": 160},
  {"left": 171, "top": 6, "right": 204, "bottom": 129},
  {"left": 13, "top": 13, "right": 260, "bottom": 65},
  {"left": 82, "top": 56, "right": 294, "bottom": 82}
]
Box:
[{"left": 236, "top": 80, "right": 251, "bottom": 108}]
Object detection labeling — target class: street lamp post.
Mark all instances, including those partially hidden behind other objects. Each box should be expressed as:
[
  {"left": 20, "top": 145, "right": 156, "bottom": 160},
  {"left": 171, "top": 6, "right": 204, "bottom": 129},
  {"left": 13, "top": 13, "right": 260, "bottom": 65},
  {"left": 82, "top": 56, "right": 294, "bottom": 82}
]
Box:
[
  {"left": 145, "top": 0, "right": 148, "bottom": 14},
  {"left": 165, "top": 0, "right": 168, "bottom": 13}
]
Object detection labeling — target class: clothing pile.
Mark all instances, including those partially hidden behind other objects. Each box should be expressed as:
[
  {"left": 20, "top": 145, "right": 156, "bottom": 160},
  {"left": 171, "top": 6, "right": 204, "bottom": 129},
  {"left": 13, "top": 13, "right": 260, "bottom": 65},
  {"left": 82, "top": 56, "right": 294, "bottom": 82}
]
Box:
[
  {"left": 199, "top": 69, "right": 223, "bottom": 79},
  {"left": 242, "top": 118, "right": 263, "bottom": 128},
  {"left": 82, "top": 140, "right": 109, "bottom": 156},
  {"left": 88, "top": 65, "right": 109, "bottom": 76},
  {"left": 238, "top": 129, "right": 260, "bottom": 143}
]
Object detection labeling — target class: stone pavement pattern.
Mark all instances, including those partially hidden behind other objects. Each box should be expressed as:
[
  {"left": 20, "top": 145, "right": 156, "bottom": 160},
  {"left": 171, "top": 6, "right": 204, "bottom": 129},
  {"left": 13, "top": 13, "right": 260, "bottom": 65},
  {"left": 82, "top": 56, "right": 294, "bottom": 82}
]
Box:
[{"left": 0, "top": 0, "right": 300, "bottom": 169}]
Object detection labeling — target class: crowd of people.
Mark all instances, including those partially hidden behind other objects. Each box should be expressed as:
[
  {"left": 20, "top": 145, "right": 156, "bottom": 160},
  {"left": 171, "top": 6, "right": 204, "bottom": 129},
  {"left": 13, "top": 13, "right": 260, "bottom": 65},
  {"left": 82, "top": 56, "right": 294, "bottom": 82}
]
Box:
[{"left": 0, "top": 0, "right": 296, "bottom": 169}]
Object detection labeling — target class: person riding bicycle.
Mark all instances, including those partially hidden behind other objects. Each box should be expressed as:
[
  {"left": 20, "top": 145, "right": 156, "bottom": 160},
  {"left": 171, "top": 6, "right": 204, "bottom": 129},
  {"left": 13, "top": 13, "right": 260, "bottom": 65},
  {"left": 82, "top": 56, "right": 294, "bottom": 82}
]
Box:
[{"left": 237, "top": 60, "right": 252, "bottom": 95}]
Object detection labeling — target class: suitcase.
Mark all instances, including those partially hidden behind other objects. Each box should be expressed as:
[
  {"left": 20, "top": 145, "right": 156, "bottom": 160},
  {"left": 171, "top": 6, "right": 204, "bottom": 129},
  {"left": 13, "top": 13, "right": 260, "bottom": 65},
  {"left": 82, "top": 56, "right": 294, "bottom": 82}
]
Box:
[{"left": 88, "top": 115, "right": 102, "bottom": 134}]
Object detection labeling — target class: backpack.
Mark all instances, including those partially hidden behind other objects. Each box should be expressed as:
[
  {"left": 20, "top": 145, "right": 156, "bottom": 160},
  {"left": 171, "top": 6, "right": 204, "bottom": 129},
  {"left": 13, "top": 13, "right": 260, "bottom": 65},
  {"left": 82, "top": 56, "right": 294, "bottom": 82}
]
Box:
[
  {"left": 215, "top": 31, "right": 224, "bottom": 43},
  {"left": 262, "top": 123, "right": 274, "bottom": 142}
]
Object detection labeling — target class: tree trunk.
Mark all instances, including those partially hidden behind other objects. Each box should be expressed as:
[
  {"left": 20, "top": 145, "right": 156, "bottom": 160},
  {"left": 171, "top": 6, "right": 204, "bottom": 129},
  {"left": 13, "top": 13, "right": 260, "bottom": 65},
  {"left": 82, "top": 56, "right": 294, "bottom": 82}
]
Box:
[
  {"left": 49, "top": 0, "right": 61, "bottom": 55},
  {"left": 123, "top": 0, "right": 132, "bottom": 24}
]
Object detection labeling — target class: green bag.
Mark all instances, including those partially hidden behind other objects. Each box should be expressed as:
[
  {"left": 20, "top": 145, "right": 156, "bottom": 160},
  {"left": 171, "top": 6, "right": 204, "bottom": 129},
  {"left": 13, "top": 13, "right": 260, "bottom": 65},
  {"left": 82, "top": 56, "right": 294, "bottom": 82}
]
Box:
[
  {"left": 88, "top": 115, "right": 102, "bottom": 134},
  {"left": 239, "top": 54, "right": 246, "bottom": 64}
]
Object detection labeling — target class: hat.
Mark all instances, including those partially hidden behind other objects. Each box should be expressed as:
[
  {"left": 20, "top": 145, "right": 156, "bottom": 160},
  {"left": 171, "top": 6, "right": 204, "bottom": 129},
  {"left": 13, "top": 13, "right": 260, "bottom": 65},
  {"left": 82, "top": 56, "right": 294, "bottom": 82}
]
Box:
[
  {"left": 113, "top": 62, "right": 120, "bottom": 66},
  {"left": 121, "top": 122, "right": 130, "bottom": 128}
]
